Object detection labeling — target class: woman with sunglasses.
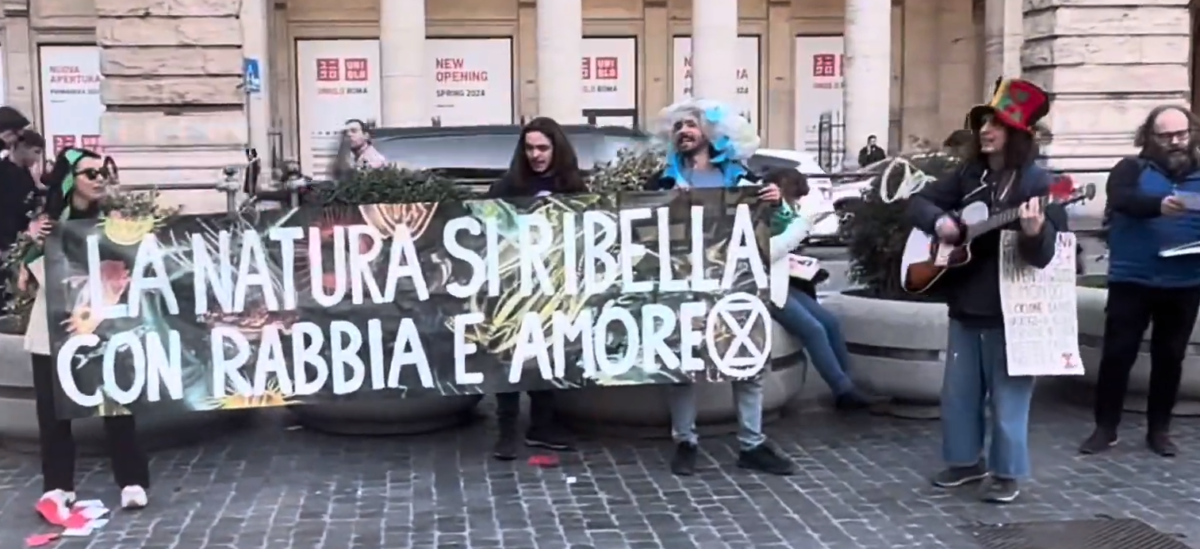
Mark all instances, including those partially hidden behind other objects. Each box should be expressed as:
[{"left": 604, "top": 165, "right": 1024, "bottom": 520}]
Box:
[{"left": 21, "top": 148, "right": 150, "bottom": 521}]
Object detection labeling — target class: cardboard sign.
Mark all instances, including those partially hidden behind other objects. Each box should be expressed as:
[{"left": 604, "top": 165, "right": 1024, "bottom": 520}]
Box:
[{"left": 998, "top": 231, "right": 1083, "bottom": 376}]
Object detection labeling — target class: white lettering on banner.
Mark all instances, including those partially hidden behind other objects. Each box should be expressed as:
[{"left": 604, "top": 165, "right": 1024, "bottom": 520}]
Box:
[
  {"left": 671, "top": 36, "right": 761, "bottom": 126},
  {"left": 998, "top": 231, "right": 1084, "bottom": 377},
  {"left": 60, "top": 203, "right": 772, "bottom": 407}
]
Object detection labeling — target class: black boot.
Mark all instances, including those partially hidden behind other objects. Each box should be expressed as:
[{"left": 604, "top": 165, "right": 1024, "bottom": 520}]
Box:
[
  {"left": 1147, "top": 431, "right": 1178, "bottom": 457},
  {"left": 736, "top": 443, "right": 794, "bottom": 475},
  {"left": 525, "top": 390, "right": 573, "bottom": 451},
  {"left": 670, "top": 442, "right": 698, "bottom": 476},
  {"left": 1078, "top": 426, "right": 1119, "bottom": 455},
  {"left": 493, "top": 393, "right": 521, "bottom": 461}
]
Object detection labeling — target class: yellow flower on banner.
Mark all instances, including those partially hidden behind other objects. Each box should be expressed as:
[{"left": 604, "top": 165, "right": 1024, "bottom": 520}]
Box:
[
  {"left": 63, "top": 304, "right": 100, "bottom": 335},
  {"left": 209, "top": 381, "right": 296, "bottom": 409},
  {"left": 102, "top": 211, "right": 157, "bottom": 246}
]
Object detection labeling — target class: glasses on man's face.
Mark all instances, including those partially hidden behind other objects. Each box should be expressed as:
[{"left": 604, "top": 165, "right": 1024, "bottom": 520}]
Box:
[
  {"left": 1154, "top": 130, "right": 1192, "bottom": 144},
  {"left": 75, "top": 167, "right": 110, "bottom": 181}
]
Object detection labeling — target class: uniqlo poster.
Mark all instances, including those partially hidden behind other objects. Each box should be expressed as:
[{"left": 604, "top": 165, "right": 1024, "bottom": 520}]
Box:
[
  {"left": 38, "top": 45, "right": 104, "bottom": 157},
  {"left": 295, "top": 40, "right": 382, "bottom": 177},
  {"left": 794, "top": 36, "right": 845, "bottom": 155}
]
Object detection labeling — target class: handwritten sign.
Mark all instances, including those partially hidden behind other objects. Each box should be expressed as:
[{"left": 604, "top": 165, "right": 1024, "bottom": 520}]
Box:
[{"left": 998, "top": 231, "right": 1083, "bottom": 377}]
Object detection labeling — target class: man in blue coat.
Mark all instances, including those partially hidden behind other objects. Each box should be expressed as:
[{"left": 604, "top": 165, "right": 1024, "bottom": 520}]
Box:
[{"left": 1080, "top": 105, "right": 1200, "bottom": 458}]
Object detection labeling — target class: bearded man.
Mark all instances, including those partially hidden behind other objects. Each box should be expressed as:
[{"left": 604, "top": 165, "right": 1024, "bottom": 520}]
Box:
[
  {"left": 643, "top": 99, "right": 809, "bottom": 476},
  {"left": 1080, "top": 105, "right": 1200, "bottom": 458}
]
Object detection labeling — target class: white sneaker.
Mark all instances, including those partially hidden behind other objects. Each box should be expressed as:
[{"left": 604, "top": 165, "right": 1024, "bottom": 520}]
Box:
[
  {"left": 36, "top": 489, "right": 75, "bottom": 523},
  {"left": 120, "top": 485, "right": 147, "bottom": 509}
]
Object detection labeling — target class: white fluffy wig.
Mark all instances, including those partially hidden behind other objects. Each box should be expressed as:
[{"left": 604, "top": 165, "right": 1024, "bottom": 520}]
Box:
[{"left": 654, "top": 98, "right": 760, "bottom": 162}]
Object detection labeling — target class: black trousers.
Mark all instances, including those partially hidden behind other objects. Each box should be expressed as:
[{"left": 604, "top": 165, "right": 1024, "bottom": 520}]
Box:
[
  {"left": 495, "top": 390, "right": 555, "bottom": 435},
  {"left": 31, "top": 354, "right": 150, "bottom": 492},
  {"left": 1094, "top": 282, "right": 1200, "bottom": 433}
]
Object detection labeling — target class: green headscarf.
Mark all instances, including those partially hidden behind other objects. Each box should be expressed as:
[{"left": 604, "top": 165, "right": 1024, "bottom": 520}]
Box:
[{"left": 23, "top": 148, "right": 87, "bottom": 265}]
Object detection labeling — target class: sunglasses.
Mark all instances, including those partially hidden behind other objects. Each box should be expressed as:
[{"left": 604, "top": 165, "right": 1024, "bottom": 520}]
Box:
[{"left": 74, "top": 167, "right": 110, "bottom": 180}]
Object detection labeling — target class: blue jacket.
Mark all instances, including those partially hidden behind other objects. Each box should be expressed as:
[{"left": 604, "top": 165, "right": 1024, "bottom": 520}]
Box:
[{"left": 1107, "top": 156, "right": 1200, "bottom": 287}]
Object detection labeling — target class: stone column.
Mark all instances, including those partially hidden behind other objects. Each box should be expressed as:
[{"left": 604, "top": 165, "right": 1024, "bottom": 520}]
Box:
[
  {"left": 380, "top": 0, "right": 428, "bottom": 126},
  {"left": 690, "top": 0, "right": 738, "bottom": 107},
  {"left": 536, "top": 0, "right": 583, "bottom": 123},
  {"left": 983, "top": 0, "right": 1023, "bottom": 97},
  {"left": 96, "top": 0, "right": 247, "bottom": 214},
  {"left": 1023, "top": 0, "right": 1191, "bottom": 218},
  {"left": 1, "top": 4, "right": 35, "bottom": 117},
  {"left": 843, "top": 0, "right": 891, "bottom": 162}
]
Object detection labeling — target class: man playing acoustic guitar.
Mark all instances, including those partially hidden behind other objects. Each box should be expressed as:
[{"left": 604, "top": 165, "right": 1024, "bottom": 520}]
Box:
[{"left": 906, "top": 78, "right": 1069, "bottom": 503}]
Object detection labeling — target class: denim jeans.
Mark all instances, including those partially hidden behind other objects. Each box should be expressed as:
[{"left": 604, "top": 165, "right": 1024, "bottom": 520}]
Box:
[
  {"left": 941, "top": 320, "right": 1036, "bottom": 480},
  {"left": 771, "top": 289, "right": 855, "bottom": 396},
  {"left": 666, "top": 376, "right": 765, "bottom": 451}
]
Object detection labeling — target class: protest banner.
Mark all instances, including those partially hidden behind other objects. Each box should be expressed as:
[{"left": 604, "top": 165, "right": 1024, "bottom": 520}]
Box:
[
  {"left": 999, "top": 230, "right": 1083, "bottom": 377},
  {"left": 44, "top": 189, "right": 774, "bottom": 419}
]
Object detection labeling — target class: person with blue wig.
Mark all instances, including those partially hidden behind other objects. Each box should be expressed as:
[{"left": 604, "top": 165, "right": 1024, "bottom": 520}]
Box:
[{"left": 644, "top": 98, "right": 808, "bottom": 476}]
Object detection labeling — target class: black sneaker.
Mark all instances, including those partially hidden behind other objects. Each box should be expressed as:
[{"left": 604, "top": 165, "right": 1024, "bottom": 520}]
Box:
[
  {"left": 736, "top": 443, "right": 795, "bottom": 475},
  {"left": 525, "top": 430, "right": 573, "bottom": 451},
  {"left": 980, "top": 477, "right": 1020, "bottom": 504},
  {"left": 670, "top": 442, "right": 698, "bottom": 476},
  {"left": 931, "top": 463, "right": 988, "bottom": 488},
  {"left": 1078, "top": 427, "right": 1119, "bottom": 455},
  {"left": 493, "top": 432, "right": 518, "bottom": 461},
  {"left": 1147, "top": 431, "right": 1178, "bottom": 457},
  {"left": 834, "top": 390, "right": 881, "bottom": 411}
]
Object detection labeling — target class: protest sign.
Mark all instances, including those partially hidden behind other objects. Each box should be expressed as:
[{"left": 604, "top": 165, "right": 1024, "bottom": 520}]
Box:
[
  {"left": 999, "top": 230, "right": 1083, "bottom": 377},
  {"left": 44, "top": 189, "right": 774, "bottom": 419}
]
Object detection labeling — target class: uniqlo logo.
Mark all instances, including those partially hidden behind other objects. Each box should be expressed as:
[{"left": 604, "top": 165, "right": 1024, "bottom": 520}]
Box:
[
  {"left": 812, "top": 54, "right": 836, "bottom": 78},
  {"left": 344, "top": 58, "right": 368, "bottom": 81},
  {"left": 80, "top": 135, "right": 101, "bottom": 151},
  {"left": 316, "top": 58, "right": 340, "bottom": 81},
  {"left": 594, "top": 57, "right": 618, "bottom": 80},
  {"left": 53, "top": 135, "right": 76, "bottom": 153},
  {"left": 581, "top": 57, "right": 592, "bottom": 79}
]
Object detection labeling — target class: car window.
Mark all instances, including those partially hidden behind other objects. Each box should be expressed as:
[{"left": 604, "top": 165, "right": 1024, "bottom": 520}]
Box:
[{"left": 370, "top": 132, "right": 649, "bottom": 172}]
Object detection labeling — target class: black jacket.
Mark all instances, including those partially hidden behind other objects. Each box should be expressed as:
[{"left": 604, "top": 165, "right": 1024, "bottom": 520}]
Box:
[
  {"left": 0, "top": 158, "right": 38, "bottom": 252},
  {"left": 858, "top": 146, "right": 886, "bottom": 168},
  {"left": 906, "top": 161, "right": 1068, "bottom": 327}
]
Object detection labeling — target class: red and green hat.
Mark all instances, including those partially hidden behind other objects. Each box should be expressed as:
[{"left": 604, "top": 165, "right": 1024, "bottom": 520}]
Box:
[{"left": 966, "top": 78, "right": 1050, "bottom": 133}]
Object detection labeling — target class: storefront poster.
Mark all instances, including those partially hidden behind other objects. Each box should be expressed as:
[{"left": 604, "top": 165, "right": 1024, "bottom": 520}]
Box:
[
  {"left": 429, "top": 38, "right": 513, "bottom": 127},
  {"left": 672, "top": 36, "right": 760, "bottom": 128},
  {"left": 794, "top": 36, "right": 845, "bottom": 155},
  {"left": 295, "top": 40, "right": 382, "bottom": 177},
  {"left": 39, "top": 46, "right": 104, "bottom": 156},
  {"left": 581, "top": 38, "right": 637, "bottom": 128}
]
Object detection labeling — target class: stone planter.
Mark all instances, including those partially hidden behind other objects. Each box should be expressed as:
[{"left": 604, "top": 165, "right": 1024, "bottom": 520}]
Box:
[
  {"left": 1076, "top": 277, "right": 1200, "bottom": 416},
  {"left": 290, "top": 395, "right": 484, "bottom": 435},
  {"left": 552, "top": 320, "right": 811, "bottom": 438},
  {"left": 820, "top": 291, "right": 948, "bottom": 419},
  {"left": 0, "top": 333, "right": 247, "bottom": 454}
]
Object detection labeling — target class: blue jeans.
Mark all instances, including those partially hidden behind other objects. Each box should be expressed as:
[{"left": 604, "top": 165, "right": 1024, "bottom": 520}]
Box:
[
  {"left": 941, "top": 320, "right": 1036, "bottom": 480},
  {"left": 771, "top": 289, "right": 855, "bottom": 395},
  {"left": 666, "top": 376, "right": 765, "bottom": 451}
]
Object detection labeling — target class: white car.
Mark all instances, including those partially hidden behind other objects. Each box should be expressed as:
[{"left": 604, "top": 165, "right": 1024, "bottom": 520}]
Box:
[{"left": 751, "top": 149, "right": 872, "bottom": 244}]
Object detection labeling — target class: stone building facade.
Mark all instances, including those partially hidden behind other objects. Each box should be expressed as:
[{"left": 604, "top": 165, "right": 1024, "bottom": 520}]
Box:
[{"left": 0, "top": 0, "right": 1191, "bottom": 212}]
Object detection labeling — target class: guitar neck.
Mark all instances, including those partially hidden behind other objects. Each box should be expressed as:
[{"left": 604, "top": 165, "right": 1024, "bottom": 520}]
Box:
[{"left": 965, "top": 194, "right": 1081, "bottom": 240}]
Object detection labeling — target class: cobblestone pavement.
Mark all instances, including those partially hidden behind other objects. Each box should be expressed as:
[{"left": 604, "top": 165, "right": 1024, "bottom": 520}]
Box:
[{"left": 1, "top": 389, "right": 1198, "bottom": 549}]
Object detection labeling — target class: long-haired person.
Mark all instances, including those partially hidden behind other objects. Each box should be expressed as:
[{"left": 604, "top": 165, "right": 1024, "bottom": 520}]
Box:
[
  {"left": 21, "top": 148, "right": 149, "bottom": 519},
  {"left": 486, "top": 117, "right": 585, "bottom": 460},
  {"left": 764, "top": 168, "right": 877, "bottom": 409},
  {"left": 645, "top": 99, "right": 807, "bottom": 476},
  {"left": 906, "top": 79, "right": 1067, "bottom": 503}
]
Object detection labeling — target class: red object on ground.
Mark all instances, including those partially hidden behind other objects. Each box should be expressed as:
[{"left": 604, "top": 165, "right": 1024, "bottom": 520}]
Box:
[
  {"left": 34, "top": 500, "right": 66, "bottom": 526},
  {"left": 25, "top": 533, "right": 60, "bottom": 547},
  {"left": 527, "top": 454, "right": 559, "bottom": 468}
]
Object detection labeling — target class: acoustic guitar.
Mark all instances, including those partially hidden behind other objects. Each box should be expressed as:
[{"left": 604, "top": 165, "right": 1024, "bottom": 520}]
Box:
[{"left": 899, "top": 183, "right": 1096, "bottom": 294}]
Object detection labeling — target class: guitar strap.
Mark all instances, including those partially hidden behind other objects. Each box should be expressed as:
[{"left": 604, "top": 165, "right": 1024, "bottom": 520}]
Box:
[{"left": 981, "top": 169, "right": 1017, "bottom": 210}]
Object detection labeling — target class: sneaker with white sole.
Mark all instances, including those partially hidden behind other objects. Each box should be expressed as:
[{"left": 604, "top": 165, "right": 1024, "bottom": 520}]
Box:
[
  {"left": 36, "top": 489, "right": 76, "bottom": 523},
  {"left": 120, "top": 485, "right": 148, "bottom": 509}
]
